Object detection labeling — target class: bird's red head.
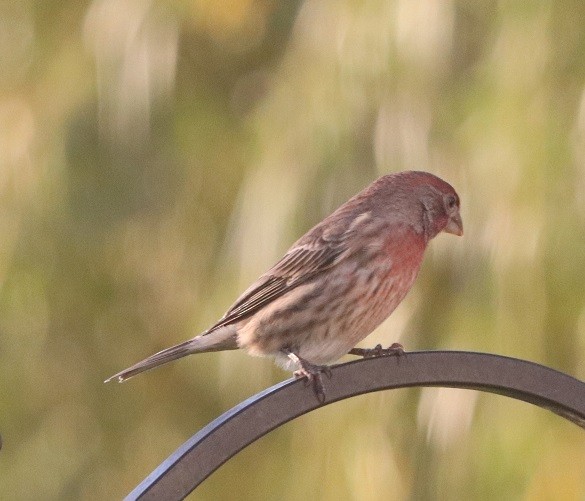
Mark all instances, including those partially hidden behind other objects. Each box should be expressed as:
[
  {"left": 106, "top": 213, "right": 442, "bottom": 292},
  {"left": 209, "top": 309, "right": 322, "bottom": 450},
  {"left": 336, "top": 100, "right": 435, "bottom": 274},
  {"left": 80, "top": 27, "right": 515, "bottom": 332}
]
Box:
[{"left": 364, "top": 171, "right": 463, "bottom": 242}]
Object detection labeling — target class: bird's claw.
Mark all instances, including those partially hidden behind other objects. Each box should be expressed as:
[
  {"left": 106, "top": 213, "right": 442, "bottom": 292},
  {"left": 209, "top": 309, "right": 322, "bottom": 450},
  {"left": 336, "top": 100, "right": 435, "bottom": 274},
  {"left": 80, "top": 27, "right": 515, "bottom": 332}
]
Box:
[
  {"left": 293, "top": 360, "right": 332, "bottom": 403},
  {"left": 349, "top": 342, "right": 405, "bottom": 358}
]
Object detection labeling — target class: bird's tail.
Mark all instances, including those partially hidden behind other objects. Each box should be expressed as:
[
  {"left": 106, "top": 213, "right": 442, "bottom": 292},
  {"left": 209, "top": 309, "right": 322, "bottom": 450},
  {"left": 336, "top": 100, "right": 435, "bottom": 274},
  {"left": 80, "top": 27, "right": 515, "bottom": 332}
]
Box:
[{"left": 104, "top": 326, "right": 238, "bottom": 383}]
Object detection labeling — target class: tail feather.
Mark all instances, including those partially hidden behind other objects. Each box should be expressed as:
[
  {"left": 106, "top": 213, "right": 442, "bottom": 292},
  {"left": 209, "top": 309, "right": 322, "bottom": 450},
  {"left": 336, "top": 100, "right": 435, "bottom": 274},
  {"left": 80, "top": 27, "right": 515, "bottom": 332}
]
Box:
[{"left": 104, "top": 327, "right": 238, "bottom": 383}]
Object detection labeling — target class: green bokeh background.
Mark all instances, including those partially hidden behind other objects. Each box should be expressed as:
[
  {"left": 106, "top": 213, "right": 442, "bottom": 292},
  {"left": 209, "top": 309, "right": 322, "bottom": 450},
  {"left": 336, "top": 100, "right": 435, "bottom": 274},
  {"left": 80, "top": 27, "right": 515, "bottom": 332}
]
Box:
[{"left": 1, "top": 1, "right": 584, "bottom": 499}]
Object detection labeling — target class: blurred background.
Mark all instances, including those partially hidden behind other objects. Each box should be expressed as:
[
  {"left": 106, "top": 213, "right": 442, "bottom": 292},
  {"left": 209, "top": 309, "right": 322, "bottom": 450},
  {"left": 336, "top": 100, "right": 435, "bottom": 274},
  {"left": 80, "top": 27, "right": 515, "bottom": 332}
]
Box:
[{"left": 1, "top": 0, "right": 585, "bottom": 499}]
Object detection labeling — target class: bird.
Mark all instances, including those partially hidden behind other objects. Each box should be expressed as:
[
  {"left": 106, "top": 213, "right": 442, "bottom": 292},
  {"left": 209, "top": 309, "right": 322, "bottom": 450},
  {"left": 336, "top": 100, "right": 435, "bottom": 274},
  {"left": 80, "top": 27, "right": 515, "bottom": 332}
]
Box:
[{"left": 105, "top": 171, "right": 462, "bottom": 401}]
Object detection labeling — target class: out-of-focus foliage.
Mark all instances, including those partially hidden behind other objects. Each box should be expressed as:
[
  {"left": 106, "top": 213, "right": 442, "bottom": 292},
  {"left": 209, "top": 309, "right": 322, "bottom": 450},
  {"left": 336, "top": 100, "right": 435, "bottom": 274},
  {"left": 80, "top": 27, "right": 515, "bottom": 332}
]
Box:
[{"left": 1, "top": 0, "right": 584, "bottom": 499}]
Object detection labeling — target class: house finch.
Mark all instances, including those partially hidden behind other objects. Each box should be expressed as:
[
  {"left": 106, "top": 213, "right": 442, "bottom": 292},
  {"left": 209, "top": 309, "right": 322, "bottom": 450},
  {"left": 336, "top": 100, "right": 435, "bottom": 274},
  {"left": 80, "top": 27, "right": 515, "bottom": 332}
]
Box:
[{"left": 105, "top": 171, "right": 462, "bottom": 401}]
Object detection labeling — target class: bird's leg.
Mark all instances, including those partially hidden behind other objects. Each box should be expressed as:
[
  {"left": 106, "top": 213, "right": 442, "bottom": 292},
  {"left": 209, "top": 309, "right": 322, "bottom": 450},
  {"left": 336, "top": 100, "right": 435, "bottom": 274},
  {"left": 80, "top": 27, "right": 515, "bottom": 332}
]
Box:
[
  {"left": 348, "top": 342, "right": 405, "bottom": 358},
  {"left": 285, "top": 350, "right": 331, "bottom": 404}
]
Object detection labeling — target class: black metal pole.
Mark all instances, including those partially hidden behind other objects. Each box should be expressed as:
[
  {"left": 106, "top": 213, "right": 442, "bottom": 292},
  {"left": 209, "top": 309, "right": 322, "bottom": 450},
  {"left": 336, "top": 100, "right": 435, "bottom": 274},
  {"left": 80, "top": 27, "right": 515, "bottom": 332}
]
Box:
[{"left": 125, "top": 351, "right": 585, "bottom": 501}]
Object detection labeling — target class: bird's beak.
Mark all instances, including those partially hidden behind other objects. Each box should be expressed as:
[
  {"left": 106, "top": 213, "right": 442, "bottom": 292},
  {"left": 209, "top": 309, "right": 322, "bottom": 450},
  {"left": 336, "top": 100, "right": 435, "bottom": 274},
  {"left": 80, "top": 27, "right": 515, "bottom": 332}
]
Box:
[{"left": 444, "top": 212, "right": 463, "bottom": 236}]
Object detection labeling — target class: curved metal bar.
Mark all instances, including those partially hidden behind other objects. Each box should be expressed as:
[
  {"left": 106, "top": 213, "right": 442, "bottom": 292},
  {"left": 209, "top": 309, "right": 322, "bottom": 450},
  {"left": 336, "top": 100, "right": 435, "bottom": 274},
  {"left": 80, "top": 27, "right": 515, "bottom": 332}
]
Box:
[{"left": 125, "top": 351, "right": 585, "bottom": 501}]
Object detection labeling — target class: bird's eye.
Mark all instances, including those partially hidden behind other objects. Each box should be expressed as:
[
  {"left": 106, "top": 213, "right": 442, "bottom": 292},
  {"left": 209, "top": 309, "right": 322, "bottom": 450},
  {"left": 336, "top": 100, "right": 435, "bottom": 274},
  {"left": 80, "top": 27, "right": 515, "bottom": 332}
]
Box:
[{"left": 446, "top": 195, "right": 457, "bottom": 209}]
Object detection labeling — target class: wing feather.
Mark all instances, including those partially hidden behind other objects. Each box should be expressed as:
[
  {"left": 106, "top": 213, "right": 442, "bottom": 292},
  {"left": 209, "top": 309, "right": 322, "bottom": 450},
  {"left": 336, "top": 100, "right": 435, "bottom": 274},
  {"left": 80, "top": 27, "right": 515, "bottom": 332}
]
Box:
[{"left": 205, "top": 230, "right": 351, "bottom": 332}]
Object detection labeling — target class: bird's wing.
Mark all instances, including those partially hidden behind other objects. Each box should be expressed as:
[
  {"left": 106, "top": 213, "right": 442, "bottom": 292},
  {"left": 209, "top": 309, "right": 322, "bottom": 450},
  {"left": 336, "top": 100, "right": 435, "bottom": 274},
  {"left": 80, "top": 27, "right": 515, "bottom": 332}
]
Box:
[{"left": 205, "top": 227, "right": 352, "bottom": 333}]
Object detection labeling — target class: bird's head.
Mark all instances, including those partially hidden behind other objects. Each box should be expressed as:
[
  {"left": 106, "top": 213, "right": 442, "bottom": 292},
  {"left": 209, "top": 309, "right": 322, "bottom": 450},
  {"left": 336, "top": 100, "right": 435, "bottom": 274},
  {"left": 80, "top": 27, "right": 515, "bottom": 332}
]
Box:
[
  {"left": 413, "top": 172, "right": 463, "bottom": 241},
  {"left": 369, "top": 171, "right": 463, "bottom": 242}
]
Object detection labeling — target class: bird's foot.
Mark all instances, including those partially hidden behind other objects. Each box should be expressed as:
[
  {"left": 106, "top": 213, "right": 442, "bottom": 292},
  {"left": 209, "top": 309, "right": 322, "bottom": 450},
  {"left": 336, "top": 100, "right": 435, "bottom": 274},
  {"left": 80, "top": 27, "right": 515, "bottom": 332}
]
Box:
[
  {"left": 287, "top": 351, "right": 331, "bottom": 403},
  {"left": 348, "top": 342, "right": 405, "bottom": 358}
]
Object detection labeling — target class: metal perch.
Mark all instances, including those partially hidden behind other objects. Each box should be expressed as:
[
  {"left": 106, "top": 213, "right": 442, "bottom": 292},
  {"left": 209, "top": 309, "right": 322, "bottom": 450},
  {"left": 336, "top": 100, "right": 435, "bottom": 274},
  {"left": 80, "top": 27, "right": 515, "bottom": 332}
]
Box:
[{"left": 125, "top": 351, "right": 585, "bottom": 501}]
